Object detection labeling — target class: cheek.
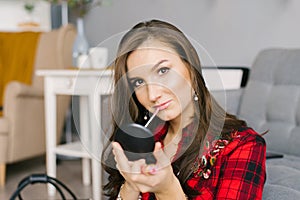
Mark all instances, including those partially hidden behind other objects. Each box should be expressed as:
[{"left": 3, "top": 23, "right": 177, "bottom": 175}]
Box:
[
  {"left": 160, "top": 67, "right": 193, "bottom": 106},
  {"left": 168, "top": 77, "right": 193, "bottom": 107}
]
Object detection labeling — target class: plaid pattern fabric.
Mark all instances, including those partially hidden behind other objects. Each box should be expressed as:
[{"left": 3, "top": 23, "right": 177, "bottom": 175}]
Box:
[{"left": 141, "top": 124, "right": 266, "bottom": 200}]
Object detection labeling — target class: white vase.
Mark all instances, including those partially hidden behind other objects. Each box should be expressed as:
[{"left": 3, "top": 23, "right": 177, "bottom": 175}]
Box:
[{"left": 72, "top": 17, "right": 90, "bottom": 68}]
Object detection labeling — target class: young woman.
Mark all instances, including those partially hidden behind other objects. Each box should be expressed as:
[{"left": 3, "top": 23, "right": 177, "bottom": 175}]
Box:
[{"left": 102, "top": 19, "right": 266, "bottom": 200}]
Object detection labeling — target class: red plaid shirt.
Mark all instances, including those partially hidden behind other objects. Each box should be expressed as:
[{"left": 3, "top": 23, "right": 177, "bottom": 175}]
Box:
[{"left": 141, "top": 124, "right": 266, "bottom": 200}]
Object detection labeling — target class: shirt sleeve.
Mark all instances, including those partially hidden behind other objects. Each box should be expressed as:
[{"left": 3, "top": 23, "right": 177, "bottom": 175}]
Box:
[{"left": 215, "top": 135, "right": 266, "bottom": 200}]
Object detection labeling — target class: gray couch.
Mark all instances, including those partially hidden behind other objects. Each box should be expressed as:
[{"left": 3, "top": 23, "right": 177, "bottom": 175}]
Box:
[{"left": 213, "top": 48, "right": 300, "bottom": 199}]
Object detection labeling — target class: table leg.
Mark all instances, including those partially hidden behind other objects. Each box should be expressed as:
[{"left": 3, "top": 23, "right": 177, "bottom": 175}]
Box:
[
  {"left": 90, "top": 92, "right": 102, "bottom": 200},
  {"left": 92, "top": 159, "right": 101, "bottom": 200},
  {"left": 45, "top": 78, "right": 57, "bottom": 196},
  {"left": 79, "top": 96, "right": 91, "bottom": 185}
]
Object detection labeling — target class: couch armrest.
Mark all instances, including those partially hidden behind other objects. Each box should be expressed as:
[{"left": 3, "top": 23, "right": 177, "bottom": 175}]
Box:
[
  {"left": 3, "top": 81, "right": 43, "bottom": 116},
  {"left": 211, "top": 88, "right": 244, "bottom": 115},
  {"left": 4, "top": 81, "right": 43, "bottom": 98}
]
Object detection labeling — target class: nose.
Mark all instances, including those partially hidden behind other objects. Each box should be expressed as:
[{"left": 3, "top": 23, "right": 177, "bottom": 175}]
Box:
[{"left": 147, "top": 83, "right": 161, "bottom": 102}]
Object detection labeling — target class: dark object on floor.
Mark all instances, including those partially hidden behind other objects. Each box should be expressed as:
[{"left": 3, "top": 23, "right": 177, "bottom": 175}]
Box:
[
  {"left": 9, "top": 173, "right": 77, "bottom": 200},
  {"left": 266, "top": 152, "right": 284, "bottom": 159}
]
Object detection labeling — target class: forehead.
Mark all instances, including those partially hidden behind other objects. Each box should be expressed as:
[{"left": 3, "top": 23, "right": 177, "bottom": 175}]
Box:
[
  {"left": 126, "top": 44, "right": 179, "bottom": 71},
  {"left": 125, "top": 45, "right": 192, "bottom": 85}
]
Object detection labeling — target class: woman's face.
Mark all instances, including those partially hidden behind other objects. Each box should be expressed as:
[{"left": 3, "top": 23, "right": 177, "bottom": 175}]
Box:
[{"left": 126, "top": 43, "right": 195, "bottom": 125}]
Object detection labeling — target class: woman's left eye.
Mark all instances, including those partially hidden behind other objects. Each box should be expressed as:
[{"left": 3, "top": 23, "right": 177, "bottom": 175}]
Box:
[{"left": 157, "top": 67, "right": 170, "bottom": 75}]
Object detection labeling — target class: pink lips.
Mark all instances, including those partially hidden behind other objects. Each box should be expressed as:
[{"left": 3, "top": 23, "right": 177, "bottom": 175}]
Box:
[{"left": 154, "top": 100, "right": 172, "bottom": 111}]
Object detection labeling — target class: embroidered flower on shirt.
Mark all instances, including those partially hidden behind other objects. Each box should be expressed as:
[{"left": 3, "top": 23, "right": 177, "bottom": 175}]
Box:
[{"left": 192, "top": 130, "right": 240, "bottom": 179}]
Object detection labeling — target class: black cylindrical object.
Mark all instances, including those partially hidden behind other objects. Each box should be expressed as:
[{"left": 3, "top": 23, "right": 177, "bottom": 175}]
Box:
[{"left": 114, "top": 123, "right": 156, "bottom": 164}]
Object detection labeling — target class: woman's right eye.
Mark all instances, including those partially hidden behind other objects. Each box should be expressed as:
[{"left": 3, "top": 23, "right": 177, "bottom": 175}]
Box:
[{"left": 132, "top": 79, "right": 144, "bottom": 88}]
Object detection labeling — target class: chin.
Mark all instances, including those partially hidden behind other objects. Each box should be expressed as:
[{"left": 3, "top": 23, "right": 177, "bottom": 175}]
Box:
[{"left": 158, "top": 110, "right": 178, "bottom": 122}]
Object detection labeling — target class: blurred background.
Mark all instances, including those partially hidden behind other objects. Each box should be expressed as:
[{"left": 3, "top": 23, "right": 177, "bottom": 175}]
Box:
[
  {"left": 1, "top": 0, "right": 299, "bottom": 67},
  {"left": 1, "top": 1, "right": 300, "bottom": 199}
]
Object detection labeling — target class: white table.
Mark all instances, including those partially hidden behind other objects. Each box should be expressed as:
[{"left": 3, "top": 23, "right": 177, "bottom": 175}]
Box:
[{"left": 36, "top": 69, "right": 113, "bottom": 200}]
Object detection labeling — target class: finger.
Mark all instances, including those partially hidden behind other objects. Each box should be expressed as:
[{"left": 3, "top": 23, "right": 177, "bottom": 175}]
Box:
[
  {"left": 112, "top": 141, "right": 123, "bottom": 150},
  {"left": 112, "top": 142, "right": 131, "bottom": 172},
  {"left": 131, "top": 159, "right": 146, "bottom": 174},
  {"left": 141, "top": 164, "right": 158, "bottom": 175},
  {"left": 154, "top": 141, "right": 162, "bottom": 152},
  {"left": 153, "top": 142, "right": 170, "bottom": 169},
  {"left": 128, "top": 161, "right": 134, "bottom": 167}
]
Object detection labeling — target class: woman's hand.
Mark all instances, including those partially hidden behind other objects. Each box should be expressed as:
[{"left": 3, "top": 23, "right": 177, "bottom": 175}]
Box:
[{"left": 112, "top": 141, "right": 179, "bottom": 194}]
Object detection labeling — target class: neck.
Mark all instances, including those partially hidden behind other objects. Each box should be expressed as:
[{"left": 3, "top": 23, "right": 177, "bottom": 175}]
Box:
[
  {"left": 168, "top": 101, "right": 195, "bottom": 135},
  {"left": 163, "top": 101, "right": 195, "bottom": 158}
]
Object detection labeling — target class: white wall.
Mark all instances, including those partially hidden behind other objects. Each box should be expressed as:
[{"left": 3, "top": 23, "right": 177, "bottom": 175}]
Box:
[
  {"left": 0, "top": 0, "right": 51, "bottom": 32},
  {"left": 84, "top": 0, "right": 300, "bottom": 67}
]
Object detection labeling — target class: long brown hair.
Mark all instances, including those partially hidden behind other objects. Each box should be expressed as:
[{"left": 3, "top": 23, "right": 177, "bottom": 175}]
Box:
[{"left": 102, "top": 19, "right": 246, "bottom": 199}]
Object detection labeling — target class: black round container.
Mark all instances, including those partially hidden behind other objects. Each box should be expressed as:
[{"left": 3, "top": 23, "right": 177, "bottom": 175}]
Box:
[{"left": 114, "top": 123, "right": 156, "bottom": 164}]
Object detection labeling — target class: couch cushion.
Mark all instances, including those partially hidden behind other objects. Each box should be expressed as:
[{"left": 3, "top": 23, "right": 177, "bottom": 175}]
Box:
[
  {"left": 238, "top": 48, "right": 300, "bottom": 156},
  {"left": 264, "top": 164, "right": 300, "bottom": 197},
  {"left": 263, "top": 184, "right": 300, "bottom": 200},
  {"left": 0, "top": 117, "right": 8, "bottom": 134},
  {"left": 266, "top": 154, "right": 300, "bottom": 171},
  {"left": 0, "top": 117, "right": 8, "bottom": 162}
]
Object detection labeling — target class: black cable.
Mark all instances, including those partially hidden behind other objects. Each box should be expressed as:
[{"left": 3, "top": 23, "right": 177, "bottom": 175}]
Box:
[
  {"left": 43, "top": 178, "right": 67, "bottom": 200},
  {"left": 9, "top": 179, "right": 30, "bottom": 200},
  {"left": 48, "top": 176, "right": 77, "bottom": 199},
  {"left": 9, "top": 174, "right": 77, "bottom": 200}
]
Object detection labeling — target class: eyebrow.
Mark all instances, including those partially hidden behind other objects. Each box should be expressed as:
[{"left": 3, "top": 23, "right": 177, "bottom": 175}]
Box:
[{"left": 151, "top": 59, "right": 168, "bottom": 72}]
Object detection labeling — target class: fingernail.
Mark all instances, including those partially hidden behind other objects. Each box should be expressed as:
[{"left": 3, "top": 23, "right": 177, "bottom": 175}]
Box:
[{"left": 147, "top": 165, "right": 158, "bottom": 175}]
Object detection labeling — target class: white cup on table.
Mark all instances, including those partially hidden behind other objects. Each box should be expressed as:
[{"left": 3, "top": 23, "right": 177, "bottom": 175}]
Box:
[{"left": 89, "top": 47, "right": 108, "bottom": 69}]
